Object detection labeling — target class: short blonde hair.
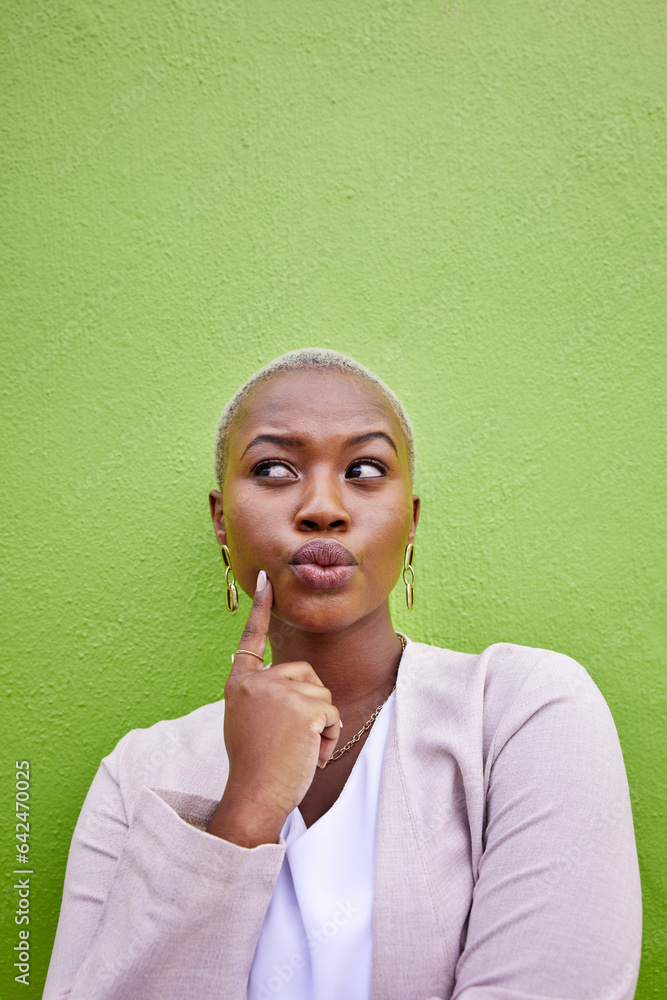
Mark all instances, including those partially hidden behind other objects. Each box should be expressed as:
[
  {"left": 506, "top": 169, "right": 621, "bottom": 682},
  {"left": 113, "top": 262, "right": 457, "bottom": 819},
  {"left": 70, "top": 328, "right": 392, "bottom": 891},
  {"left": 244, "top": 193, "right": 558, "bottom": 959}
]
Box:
[{"left": 214, "top": 347, "right": 416, "bottom": 489}]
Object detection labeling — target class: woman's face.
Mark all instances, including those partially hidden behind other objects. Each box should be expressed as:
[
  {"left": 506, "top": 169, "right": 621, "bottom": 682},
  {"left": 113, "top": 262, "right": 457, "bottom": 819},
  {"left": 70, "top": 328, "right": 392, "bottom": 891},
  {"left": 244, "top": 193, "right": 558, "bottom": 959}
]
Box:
[{"left": 210, "top": 368, "right": 420, "bottom": 634}]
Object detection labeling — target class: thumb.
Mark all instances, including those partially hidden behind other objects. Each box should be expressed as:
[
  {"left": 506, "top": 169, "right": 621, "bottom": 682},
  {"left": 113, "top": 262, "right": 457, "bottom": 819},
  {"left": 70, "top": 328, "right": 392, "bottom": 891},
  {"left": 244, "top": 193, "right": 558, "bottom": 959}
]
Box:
[{"left": 230, "top": 570, "right": 273, "bottom": 675}]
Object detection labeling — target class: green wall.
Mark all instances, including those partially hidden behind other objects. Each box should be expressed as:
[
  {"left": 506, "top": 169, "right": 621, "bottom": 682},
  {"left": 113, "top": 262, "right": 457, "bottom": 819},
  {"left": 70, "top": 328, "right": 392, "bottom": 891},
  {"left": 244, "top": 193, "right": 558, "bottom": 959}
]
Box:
[{"left": 2, "top": 1, "right": 665, "bottom": 995}]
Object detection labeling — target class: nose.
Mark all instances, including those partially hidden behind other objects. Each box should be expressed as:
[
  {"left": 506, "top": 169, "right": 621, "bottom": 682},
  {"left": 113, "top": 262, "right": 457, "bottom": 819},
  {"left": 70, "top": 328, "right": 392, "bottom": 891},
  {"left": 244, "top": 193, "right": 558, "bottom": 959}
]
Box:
[{"left": 294, "top": 467, "right": 351, "bottom": 532}]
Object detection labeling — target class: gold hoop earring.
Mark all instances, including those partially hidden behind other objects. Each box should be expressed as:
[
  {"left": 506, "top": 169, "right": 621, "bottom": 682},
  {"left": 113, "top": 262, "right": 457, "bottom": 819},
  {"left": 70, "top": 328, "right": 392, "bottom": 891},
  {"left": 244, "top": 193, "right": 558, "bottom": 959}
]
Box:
[
  {"left": 403, "top": 542, "right": 415, "bottom": 611},
  {"left": 220, "top": 544, "right": 239, "bottom": 613}
]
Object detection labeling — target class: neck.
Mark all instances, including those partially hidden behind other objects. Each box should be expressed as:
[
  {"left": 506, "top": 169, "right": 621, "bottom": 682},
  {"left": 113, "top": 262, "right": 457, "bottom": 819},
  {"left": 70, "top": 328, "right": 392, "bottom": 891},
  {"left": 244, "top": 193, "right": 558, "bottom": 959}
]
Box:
[{"left": 267, "top": 602, "right": 404, "bottom": 726}]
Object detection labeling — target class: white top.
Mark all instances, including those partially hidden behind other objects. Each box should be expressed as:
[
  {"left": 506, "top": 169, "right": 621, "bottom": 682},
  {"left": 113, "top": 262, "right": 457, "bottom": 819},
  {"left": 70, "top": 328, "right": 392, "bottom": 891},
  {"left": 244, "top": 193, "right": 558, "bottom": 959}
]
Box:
[{"left": 248, "top": 689, "right": 396, "bottom": 1000}]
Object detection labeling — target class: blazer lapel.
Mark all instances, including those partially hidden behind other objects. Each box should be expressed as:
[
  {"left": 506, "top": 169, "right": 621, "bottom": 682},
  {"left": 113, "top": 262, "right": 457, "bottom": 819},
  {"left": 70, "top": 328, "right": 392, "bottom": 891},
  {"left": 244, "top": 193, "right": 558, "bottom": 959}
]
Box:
[{"left": 370, "top": 639, "right": 475, "bottom": 1000}]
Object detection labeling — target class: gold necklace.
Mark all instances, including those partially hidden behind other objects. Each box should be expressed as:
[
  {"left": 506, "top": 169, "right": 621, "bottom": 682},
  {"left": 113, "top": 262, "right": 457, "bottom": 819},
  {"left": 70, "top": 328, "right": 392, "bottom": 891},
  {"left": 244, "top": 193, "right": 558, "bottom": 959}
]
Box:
[{"left": 324, "top": 632, "right": 407, "bottom": 766}]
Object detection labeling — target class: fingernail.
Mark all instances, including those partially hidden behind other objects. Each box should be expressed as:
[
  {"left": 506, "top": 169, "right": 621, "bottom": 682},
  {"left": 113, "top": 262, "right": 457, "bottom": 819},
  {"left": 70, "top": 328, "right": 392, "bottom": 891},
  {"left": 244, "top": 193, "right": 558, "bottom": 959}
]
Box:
[
  {"left": 256, "top": 570, "right": 267, "bottom": 593},
  {"left": 339, "top": 720, "right": 343, "bottom": 728},
  {"left": 317, "top": 760, "right": 327, "bottom": 769}
]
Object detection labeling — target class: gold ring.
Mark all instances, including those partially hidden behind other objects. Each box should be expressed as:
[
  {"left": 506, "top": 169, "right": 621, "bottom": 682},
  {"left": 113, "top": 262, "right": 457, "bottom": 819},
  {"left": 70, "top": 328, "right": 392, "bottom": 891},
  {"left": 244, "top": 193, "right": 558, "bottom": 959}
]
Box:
[{"left": 232, "top": 648, "right": 265, "bottom": 665}]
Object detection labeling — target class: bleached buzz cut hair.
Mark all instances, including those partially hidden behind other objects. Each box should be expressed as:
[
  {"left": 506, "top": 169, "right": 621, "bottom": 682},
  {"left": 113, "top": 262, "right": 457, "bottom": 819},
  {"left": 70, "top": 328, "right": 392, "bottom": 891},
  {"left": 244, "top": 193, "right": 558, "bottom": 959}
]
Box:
[{"left": 214, "top": 347, "right": 416, "bottom": 489}]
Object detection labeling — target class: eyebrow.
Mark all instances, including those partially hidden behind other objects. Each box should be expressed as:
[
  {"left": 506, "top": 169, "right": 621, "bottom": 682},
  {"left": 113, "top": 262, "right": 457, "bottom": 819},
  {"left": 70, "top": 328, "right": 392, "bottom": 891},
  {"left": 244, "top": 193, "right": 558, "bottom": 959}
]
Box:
[{"left": 241, "top": 431, "right": 398, "bottom": 458}]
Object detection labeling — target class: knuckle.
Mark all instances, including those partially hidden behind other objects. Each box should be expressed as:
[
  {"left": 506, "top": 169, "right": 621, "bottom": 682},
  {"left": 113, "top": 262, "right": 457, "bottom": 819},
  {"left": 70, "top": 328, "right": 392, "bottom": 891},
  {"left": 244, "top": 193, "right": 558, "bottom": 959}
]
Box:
[
  {"left": 227, "top": 671, "right": 260, "bottom": 703},
  {"left": 240, "top": 622, "right": 263, "bottom": 643},
  {"left": 223, "top": 676, "right": 238, "bottom": 700},
  {"left": 238, "top": 671, "right": 261, "bottom": 694}
]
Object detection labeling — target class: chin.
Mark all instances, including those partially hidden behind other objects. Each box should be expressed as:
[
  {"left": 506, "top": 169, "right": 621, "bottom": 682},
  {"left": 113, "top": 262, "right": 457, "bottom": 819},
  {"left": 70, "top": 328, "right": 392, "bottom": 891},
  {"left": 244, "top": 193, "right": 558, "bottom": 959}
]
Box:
[{"left": 271, "top": 589, "right": 366, "bottom": 637}]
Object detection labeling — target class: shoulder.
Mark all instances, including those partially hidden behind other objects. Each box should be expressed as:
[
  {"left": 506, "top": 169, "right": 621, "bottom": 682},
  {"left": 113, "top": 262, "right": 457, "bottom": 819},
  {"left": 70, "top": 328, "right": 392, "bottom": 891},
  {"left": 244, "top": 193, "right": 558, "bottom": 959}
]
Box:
[
  {"left": 400, "top": 637, "right": 615, "bottom": 763},
  {"left": 405, "top": 635, "right": 593, "bottom": 689},
  {"left": 405, "top": 635, "right": 604, "bottom": 706},
  {"left": 100, "top": 698, "right": 228, "bottom": 821}
]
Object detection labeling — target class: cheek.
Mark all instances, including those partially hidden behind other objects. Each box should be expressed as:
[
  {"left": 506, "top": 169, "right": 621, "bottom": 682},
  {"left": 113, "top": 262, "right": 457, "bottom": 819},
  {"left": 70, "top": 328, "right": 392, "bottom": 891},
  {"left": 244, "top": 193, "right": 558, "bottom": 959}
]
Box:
[
  {"left": 225, "top": 488, "right": 285, "bottom": 562},
  {"left": 362, "top": 501, "right": 412, "bottom": 572},
  {"left": 222, "top": 488, "right": 259, "bottom": 550}
]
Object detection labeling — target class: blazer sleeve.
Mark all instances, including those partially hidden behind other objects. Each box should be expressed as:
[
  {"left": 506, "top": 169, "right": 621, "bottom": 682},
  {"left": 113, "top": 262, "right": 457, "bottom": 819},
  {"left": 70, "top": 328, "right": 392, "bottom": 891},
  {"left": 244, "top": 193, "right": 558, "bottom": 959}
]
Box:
[
  {"left": 43, "top": 732, "right": 285, "bottom": 1000},
  {"left": 450, "top": 651, "right": 642, "bottom": 1000}
]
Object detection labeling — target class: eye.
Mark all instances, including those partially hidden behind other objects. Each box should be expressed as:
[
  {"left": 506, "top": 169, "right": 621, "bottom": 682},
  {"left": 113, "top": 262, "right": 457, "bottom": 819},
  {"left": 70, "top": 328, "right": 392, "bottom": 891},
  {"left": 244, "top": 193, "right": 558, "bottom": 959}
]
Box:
[
  {"left": 346, "top": 459, "right": 387, "bottom": 479},
  {"left": 252, "top": 460, "right": 296, "bottom": 479}
]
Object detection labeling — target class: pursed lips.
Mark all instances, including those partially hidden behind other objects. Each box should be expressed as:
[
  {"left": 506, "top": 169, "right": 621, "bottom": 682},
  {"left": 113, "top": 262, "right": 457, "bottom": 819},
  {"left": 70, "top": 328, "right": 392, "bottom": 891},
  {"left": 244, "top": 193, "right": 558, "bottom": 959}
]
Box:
[{"left": 289, "top": 539, "right": 357, "bottom": 589}]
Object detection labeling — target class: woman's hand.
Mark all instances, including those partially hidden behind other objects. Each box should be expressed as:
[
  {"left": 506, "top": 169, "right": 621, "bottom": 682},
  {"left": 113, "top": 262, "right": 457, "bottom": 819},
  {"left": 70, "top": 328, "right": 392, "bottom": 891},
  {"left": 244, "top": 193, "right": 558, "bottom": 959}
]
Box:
[{"left": 206, "top": 570, "right": 342, "bottom": 847}]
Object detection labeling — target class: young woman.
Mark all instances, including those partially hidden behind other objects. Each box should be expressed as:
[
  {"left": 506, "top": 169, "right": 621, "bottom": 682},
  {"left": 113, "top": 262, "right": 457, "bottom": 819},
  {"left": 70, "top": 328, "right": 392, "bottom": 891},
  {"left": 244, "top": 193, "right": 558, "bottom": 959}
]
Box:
[{"left": 44, "top": 348, "right": 642, "bottom": 1000}]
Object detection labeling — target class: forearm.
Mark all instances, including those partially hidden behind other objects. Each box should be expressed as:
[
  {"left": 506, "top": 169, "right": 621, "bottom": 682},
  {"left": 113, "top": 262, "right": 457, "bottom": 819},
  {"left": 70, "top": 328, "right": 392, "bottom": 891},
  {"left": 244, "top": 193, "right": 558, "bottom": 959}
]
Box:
[{"left": 46, "top": 786, "right": 285, "bottom": 1000}]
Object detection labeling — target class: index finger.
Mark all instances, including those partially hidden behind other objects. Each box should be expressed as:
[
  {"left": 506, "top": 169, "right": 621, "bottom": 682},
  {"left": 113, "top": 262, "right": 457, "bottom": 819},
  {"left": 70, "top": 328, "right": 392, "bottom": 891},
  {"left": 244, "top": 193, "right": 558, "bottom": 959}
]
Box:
[{"left": 230, "top": 570, "right": 273, "bottom": 675}]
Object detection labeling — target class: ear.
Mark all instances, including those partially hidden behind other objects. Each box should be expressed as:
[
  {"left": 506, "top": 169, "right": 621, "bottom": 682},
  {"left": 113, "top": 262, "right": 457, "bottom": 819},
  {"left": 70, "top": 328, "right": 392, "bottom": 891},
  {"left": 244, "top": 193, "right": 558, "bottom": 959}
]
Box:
[
  {"left": 408, "top": 495, "right": 421, "bottom": 544},
  {"left": 209, "top": 490, "right": 227, "bottom": 547}
]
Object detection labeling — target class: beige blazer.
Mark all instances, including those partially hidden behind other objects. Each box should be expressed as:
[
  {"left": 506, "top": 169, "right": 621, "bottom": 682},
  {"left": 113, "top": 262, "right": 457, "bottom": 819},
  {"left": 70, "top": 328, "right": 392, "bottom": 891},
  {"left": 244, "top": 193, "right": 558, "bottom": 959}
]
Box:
[{"left": 44, "top": 638, "right": 642, "bottom": 1000}]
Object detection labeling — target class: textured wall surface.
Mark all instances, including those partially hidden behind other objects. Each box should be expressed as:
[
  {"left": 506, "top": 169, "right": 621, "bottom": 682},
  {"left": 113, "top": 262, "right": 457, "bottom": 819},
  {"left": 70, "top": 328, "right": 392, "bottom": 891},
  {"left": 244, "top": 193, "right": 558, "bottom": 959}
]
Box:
[{"left": 1, "top": 0, "right": 665, "bottom": 995}]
